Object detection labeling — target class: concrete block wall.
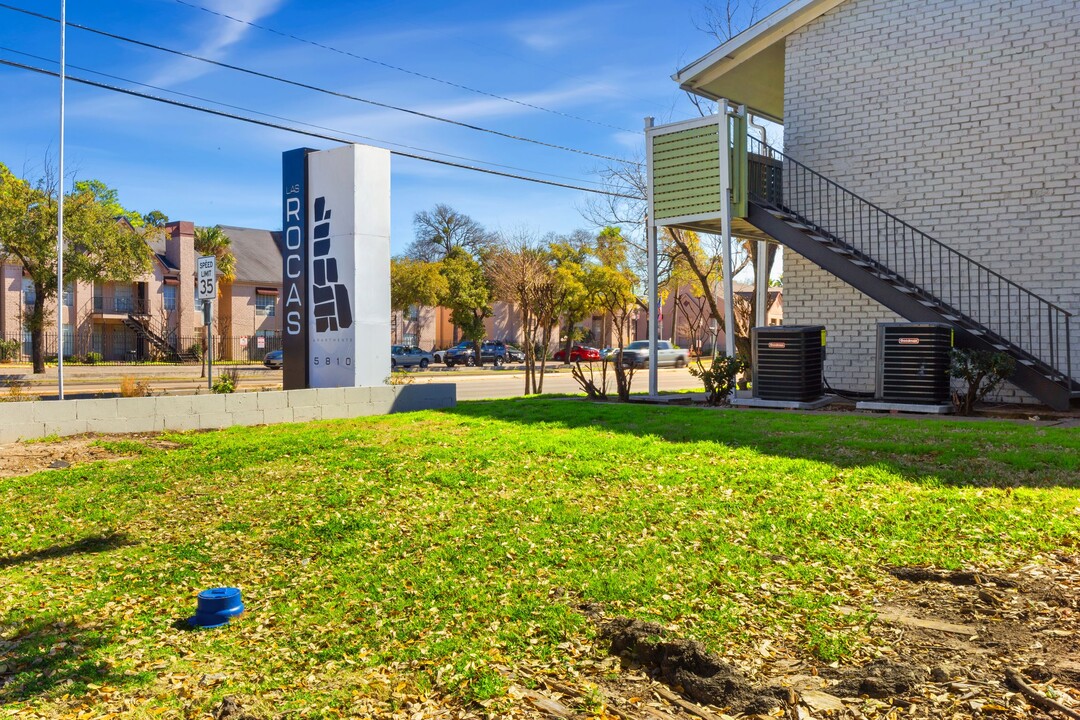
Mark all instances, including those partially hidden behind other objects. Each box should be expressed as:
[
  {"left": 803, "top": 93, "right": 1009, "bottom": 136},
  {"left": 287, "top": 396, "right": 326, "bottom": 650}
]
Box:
[
  {"left": 783, "top": 0, "right": 1080, "bottom": 400},
  {"left": 0, "top": 384, "right": 456, "bottom": 444}
]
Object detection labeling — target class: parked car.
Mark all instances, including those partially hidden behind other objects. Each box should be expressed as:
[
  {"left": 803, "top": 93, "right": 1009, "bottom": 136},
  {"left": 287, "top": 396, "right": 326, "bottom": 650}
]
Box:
[
  {"left": 619, "top": 340, "right": 688, "bottom": 369},
  {"left": 552, "top": 344, "right": 602, "bottom": 363},
  {"left": 263, "top": 349, "right": 283, "bottom": 369},
  {"left": 391, "top": 345, "right": 434, "bottom": 369},
  {"left": 432, "top": 341, "right": 471, "bottom": 365},
  {"left": 500, "top": 344, "right": 527, "bottom": 364},
  {"left": 445, "top": 340, "right": 524, "bottom": 367}
]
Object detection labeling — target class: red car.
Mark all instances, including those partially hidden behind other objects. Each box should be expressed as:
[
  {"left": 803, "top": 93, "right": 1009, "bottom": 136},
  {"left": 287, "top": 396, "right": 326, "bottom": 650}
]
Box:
[{"left": 552, "top": 345, "right": 601, "bottom": 362}]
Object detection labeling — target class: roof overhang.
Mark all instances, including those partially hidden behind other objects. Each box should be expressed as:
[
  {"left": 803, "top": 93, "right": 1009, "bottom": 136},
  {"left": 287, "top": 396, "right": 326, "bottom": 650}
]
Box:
[{"left": 673, "top": 0, "right": 847, "bottom": 122}]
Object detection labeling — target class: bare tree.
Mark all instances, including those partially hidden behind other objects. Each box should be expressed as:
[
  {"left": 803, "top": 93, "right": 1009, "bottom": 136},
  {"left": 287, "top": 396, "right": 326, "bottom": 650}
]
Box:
[
  {"left": 405, "top": 204, "right": 494, "bottom": 262},
  {"left": 687, "top": 0, "right": 767, "bottom": 116},
  {"left": 488, "top": 230, "right": 552, "bottom": 395}
]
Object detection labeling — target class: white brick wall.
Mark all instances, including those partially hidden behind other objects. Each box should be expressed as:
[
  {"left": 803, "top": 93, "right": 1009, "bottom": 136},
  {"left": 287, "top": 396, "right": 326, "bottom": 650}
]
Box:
[{"left": 783, "top": 0, "right": 1080, "bottom": 401}]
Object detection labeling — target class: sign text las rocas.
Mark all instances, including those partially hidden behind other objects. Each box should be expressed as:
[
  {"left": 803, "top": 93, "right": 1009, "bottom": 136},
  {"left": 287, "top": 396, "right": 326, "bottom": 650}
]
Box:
[{"left": 283, "top": 194, "right": 304, "bottom": 336}]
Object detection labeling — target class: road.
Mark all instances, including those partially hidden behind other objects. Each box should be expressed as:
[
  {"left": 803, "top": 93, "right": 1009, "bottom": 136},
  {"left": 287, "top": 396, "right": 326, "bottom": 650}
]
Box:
[
  {"left": 2, "top": 364, "right": 701, "bottom": 400},
  {"left": 409, "top": 367, "right": 699, "bottom": 400}
]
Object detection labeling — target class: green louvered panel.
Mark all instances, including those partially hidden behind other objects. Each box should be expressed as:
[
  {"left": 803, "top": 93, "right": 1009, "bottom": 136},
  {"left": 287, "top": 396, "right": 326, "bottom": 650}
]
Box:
[{"left": 652, "top": 124, "right": 722, "bottom": 221}]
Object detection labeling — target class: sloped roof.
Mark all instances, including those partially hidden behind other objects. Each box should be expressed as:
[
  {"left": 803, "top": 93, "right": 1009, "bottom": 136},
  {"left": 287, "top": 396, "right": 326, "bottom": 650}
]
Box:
[
  {"left": 218, "top": 225, "right": 282, "bottom": 285},
  {"left": 144, "top": 236, "right": 179, "bottom": 272},
  {"left": 673, "top": 0, "right": 847, "bottom": 121}
]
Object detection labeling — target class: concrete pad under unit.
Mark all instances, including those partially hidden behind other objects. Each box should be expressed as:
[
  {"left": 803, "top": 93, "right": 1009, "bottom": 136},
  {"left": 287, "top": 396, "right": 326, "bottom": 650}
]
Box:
[
  {"left": 731, "top": 395, "right": 839, "bottom": 410},
  {"left": 856, "top": 401, "right": 954, "bottom": 414}
]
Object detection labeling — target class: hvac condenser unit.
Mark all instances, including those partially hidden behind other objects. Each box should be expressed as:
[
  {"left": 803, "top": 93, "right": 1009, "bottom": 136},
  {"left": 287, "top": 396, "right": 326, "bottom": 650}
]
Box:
[
  {"left": 875, "top": 323, "right": 952, "bottom": 404},
  {"left": 751, "top": 326, "right": 826, "bottom": 402}
]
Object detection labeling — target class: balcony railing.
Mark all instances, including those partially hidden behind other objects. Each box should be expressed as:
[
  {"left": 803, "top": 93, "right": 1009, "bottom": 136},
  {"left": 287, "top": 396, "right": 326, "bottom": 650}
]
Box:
[{"left": 92, "top": 296, "right": 149, "bottom": 315}]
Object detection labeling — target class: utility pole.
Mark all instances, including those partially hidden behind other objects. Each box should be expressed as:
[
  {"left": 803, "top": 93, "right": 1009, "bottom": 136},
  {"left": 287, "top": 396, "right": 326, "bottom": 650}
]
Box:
[{"left": 56, "top": 0, "right": 66, "bottom": 400}]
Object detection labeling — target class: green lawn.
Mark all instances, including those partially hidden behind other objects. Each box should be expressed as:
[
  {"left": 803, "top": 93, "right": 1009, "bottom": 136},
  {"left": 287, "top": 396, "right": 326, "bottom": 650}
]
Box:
[{"left": 1, "top": 399, "right": 1078, "bottom": 717}]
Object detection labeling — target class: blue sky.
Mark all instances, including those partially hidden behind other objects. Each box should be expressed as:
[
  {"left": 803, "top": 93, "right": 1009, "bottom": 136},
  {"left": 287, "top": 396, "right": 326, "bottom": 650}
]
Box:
[{"left": 0, "top": 0, "right": 785, "bottom": 256}]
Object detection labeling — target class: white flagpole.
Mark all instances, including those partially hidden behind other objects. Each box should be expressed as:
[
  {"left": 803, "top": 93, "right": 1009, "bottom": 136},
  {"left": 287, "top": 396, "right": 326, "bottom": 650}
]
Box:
[{"left": 57, "top": 0, "right": 66, "bottom": 400}]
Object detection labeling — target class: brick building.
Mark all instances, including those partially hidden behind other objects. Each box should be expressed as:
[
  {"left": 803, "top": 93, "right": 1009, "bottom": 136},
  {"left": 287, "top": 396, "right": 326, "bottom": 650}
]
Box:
[
  {"left": 4, "top": 220, "right": 781, "bottom": 363},
  {"left": 0, "top": 221, "right": 283, "bottom": 363},
  {"left": 667, "top": 0, "right": 1079, "bottom": 407}
]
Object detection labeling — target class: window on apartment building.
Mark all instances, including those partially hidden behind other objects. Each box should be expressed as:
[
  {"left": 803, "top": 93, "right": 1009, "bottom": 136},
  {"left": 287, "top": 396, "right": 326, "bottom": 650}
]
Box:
[
  {"left": 255, "top": 292, "right": 276, "bottom": 316},
  {"left": 114, "top": 284, "right": 133, "bottom": 313},
  {"left": 193, "top": 283, "right": 205, "bottom": 315},
  {"left": 21, "top": 328, "right": 31, "bottom": 356},
  {"left": 22, "top": 278, "right": 35, "bottom": 307},
  {"left": 62, "top": 324, "right": 74, "bottom": 357},
  {"left": 63, "top": 281, "right": 73, "bottom": 307},
  {"left": 163, "top": 285, "right": 177, "bottom": 312},
  {"left": 402, "top": 333, "right": 418, "bottom": 347},
  {"left": 407, "top": 304, "right": 420, "bottom": 321}
]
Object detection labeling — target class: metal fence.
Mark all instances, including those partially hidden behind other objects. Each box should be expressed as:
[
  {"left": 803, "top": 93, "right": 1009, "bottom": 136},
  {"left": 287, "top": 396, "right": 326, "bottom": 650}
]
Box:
[{"left": 0, "top": 331, "right": 283, "bottom": 366}]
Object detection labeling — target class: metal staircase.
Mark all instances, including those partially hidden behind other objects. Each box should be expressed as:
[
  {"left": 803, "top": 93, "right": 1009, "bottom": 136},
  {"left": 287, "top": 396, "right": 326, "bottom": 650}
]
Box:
[
  {"left": 123, "top": 311, "right": 200, "bottom": 363},
  {"left": 744, "top": 137, "right": 1078, "bottom": 410}
]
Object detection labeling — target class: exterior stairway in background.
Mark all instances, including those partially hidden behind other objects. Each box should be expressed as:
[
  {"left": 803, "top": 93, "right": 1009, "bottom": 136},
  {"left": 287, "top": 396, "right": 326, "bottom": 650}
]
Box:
[
  {"left": 745, "top": 138, "right": 1078, "bottom": 410},
  {"left": 122, "top": 313, "right": 200, "bottom": 363}
]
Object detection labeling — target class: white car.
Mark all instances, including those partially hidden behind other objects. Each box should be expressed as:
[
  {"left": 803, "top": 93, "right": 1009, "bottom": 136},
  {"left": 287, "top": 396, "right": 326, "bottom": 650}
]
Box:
[{"left": 619, "top": 340, "right": 688, "bottom": 369}]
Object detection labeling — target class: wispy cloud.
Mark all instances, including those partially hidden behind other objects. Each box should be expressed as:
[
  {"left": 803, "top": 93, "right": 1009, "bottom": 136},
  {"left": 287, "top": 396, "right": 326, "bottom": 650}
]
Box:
[
  {"left": 506, "top": 3, "right": 626, "bottom": 52},
  {"left": 146, "top": 0, "right": 285, "bottom": 87}
]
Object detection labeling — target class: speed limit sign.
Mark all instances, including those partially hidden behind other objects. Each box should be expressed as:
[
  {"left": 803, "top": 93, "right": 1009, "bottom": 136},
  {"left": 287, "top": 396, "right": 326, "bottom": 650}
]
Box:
[{"left": 197, "top": 256, "right": 217, "bottom": 300}]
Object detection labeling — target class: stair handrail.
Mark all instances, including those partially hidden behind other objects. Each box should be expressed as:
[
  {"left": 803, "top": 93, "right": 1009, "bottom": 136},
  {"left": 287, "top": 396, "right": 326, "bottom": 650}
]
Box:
[{"left": 747, "top": 135, "right": 1073, "bottom": 382}]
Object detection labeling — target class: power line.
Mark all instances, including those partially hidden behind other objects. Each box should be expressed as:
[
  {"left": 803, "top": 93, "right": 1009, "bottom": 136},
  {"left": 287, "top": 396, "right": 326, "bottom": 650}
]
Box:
[
  {"left": 0, "top": 45, "right": 612, "bottom": 189},
  {"left": 0, "top": 58, "right": 642, "bottom": 200},
  {"left": 172, "top": 0, "right": 638, "bottom": 135},
  {"left": 0, "top": 3, "right": 641, "bottom": 167}
]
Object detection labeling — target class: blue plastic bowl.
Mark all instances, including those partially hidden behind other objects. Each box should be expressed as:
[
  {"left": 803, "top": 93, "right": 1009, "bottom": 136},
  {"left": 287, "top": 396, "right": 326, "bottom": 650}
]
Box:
[{"left": 189, "top": 587, "right": 244, "bottom": 629}]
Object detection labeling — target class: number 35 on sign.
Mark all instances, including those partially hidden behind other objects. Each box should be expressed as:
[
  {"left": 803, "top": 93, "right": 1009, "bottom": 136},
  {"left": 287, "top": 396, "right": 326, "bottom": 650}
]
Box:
[{"left": 197, "top": 256, "right": 217, "bottom": 300}]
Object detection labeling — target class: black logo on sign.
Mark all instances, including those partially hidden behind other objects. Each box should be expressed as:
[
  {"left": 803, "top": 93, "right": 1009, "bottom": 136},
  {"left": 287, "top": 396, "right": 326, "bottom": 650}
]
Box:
[{"left": 311, "top": 196, "right": 353, "bottom": 333}]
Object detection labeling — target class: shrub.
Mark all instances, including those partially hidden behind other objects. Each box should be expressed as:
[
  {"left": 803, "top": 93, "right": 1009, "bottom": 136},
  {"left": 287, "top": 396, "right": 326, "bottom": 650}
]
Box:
[
  {"left": 571, "top": 359, "right": 609, "bottom": 400},
  {"left": 119, "top": 376, "right": 153, "bottom": 398},
  {"left": 951, "top": 348, "right": 1015, "bottom": 415},
  {"left": 83, "top": 351, "right": 103, "bottom": 365},
  {"left": 212, "top": 368, "right": 241, "bottom": 394},
  {"left": 0, "top": 380, "right": 35, "bottom": 403},
  {"left": 688, "top": 354, "right": 747, "bottom": 406},
  {"left": 386, "top": 370, "right": 415, "bottom": 386},
  {"left": 0, "top": 339, "right": 19, "bottom": 363}
]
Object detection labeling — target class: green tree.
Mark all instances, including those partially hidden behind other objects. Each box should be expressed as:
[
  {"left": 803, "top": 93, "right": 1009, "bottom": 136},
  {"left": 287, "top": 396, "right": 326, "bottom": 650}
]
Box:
[
  {"left": 585, "top": 227, "right": 641, "bottom": 401},
  {"left": 548, "top": 230, "right": 595, "bottom": 360},
  {"left": 73, "top": 178, "right": 146, "bottom": 228},
  {"left": 142, "top": 210, "right": 170, "bottom": 228},
  {"left": 0, "top": 164, "right": 152, "bottom": 373},
  {"left": 193, "top": 225, "right": 237, "bottom": 282},
  {"left": 438, "top": 247, "right": 492, "bottom": 364},
  {"left": 488, "top": 231, "right": 558, "bottom": 394},
  {"left": 390, "top": 258, "right": 447, "bottom": 312}
]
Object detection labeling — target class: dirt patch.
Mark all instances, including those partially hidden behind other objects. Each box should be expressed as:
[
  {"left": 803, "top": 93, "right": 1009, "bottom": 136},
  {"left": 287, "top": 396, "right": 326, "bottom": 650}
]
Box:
[
  {"left": 550, "top": 557, "right": 1080, "bottom": 720},
  {"left": 886, "top": 565, "right": 1019, "bottom": 588},
  {"left": 600, "top": 616, "right": 793, "bottom": 715},
  {"left": 212, "top": 696, "right": 264, "bottom": 720},
  {"left": 0, "top": 433, "right": 183, "bottom": 478}
]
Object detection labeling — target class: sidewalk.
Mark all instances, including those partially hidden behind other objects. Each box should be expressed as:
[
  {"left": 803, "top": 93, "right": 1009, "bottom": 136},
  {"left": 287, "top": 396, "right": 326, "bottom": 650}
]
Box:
[{"left": 0, "top": 361, "right": 589, "bottom": 399}]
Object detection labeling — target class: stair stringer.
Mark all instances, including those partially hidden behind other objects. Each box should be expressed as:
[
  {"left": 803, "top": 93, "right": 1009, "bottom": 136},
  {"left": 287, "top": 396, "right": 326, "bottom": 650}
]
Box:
[{"left": 745, "top": 202, "right": 1074, "bottom": 410}]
